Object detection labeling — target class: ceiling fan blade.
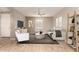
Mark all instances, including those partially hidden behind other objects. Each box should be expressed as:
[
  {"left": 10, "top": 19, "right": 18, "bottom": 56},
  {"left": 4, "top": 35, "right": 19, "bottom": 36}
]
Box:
[
  {"left": 40, "top": 13, "right": 45, "bottom": 15},
  {"left": 37, "top": 8, "right": 46, "bottom": 16}
]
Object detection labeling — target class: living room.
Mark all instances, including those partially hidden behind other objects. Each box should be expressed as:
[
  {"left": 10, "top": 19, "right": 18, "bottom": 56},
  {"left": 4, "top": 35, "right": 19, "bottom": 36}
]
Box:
[{"left": 0, "top": 7, "right": 79, "bottom": 52}]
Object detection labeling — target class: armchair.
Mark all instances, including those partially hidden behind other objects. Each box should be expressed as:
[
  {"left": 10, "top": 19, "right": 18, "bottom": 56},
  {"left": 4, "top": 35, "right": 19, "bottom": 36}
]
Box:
[
  {"left": 52, "top": 30, "right": 65, "bottom": 40},
  {"left": 15, "top": 30, "right": 29, "bottom": 42}
]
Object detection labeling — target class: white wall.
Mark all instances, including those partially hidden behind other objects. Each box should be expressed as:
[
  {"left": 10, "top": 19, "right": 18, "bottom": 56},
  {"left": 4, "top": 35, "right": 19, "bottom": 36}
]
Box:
[
  {"left": 0, "top": 8, "right": 26, "bottom": 37},
  {"left": 10, "top": 8, "right": 26, "bottom": 37},
  {"left": 53, "top": 7, "right": 79, "bottom": 40},
  {"left": 54, "top": 7, "right": 79, "bottom": 29},
  {"left": 26, "top": 17, "right": 54, "bottom": 33}
]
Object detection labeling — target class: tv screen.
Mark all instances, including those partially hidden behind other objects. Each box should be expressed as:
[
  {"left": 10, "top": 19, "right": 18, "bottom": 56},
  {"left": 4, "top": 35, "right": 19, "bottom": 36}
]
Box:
[{"left": 17, "top": 20, "right": 24, "bottom": 28}]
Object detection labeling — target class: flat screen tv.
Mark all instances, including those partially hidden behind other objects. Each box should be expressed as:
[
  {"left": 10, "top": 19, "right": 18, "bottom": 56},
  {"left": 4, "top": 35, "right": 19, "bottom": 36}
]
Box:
[{"left": 17, "top": 20, "right": 24, "bottom": 28}]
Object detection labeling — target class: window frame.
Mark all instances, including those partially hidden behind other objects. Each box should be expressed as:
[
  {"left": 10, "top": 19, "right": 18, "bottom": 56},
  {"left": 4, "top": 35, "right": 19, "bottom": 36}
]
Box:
[{"left": 56, "top": 16, "right": 63, "bottom": 28}]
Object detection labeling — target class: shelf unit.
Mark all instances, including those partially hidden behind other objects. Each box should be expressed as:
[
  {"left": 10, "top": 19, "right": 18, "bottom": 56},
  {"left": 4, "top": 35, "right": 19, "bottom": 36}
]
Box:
[
  {"left": 75, "top": 14, "right": 79, "bottom": 51},
  {"left": 66, "top": 11, "right": 79, "bottom": 51}
]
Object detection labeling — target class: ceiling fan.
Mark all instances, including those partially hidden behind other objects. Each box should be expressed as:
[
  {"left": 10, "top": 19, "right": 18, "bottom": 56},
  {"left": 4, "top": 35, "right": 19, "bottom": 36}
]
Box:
[{"left": 37, "top": 8, "right": 46, "bottom": 16}]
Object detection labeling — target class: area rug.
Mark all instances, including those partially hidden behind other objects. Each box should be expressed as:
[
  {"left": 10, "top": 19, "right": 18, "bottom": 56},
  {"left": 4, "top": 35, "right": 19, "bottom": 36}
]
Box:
[{"left": 18, "top": 34, "right": 59, "bottom": 44}]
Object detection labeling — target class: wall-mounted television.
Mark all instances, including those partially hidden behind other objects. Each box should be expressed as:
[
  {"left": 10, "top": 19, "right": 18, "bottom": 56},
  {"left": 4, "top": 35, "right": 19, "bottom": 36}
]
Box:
[{"left": 17, "top": 20, "right": 24, "bottom": 28}]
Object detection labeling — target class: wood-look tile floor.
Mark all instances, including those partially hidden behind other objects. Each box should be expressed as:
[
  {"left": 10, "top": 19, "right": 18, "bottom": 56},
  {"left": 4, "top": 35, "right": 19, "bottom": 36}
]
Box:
[{"left": 0, "top": 38, "right": 74, "bottom": 52}]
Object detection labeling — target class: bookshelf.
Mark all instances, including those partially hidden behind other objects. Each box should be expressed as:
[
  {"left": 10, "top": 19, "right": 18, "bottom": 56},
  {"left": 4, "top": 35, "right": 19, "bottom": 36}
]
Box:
[{"left": 66, "top": 11, "right": 77, "bottom": 51}]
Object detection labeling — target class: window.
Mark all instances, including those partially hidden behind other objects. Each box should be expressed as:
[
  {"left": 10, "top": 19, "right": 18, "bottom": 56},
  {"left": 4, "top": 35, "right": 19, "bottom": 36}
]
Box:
[
  {"left": 35, "top": 18, "right": 43, "bottom": 32},
  {"left": 56, "top": 17, "right": 62, "bottom": 28}
]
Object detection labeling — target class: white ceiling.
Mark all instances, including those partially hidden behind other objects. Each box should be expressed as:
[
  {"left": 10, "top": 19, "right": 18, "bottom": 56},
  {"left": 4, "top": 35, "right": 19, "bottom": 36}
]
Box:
[
  {"left": 0, "top": 7, "right": 10, "bottom": 12},
  {"left": 13, "top": 7, "right": 64, "bottom": 17},
  {"left": 0, "top": 7, "right": 64, "bottom": 17}
]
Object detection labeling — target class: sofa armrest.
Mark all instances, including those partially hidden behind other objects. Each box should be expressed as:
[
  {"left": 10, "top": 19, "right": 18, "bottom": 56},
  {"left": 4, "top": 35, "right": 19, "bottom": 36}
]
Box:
[{"left": 15, "top": 33, "right": 29, "bottom": 42}]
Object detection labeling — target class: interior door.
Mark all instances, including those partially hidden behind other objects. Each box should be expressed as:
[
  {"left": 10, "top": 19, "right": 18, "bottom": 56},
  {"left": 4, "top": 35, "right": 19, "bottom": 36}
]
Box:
[{"left": 1, "top": 14, "right": 11, "bottom": 37}]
